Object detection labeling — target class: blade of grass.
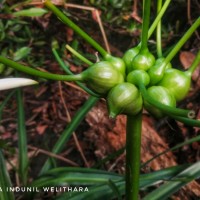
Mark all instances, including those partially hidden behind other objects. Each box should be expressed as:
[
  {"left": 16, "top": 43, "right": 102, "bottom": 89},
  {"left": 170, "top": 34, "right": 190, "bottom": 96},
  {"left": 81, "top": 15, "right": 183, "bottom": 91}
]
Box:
[
  {"left": 143, "top": 161, "right": 200, "bottom": 200},
  {"left": 108, "top": 179, "right": 123, "bottom": 200},
  {"left": 0, "top": 150, "right": 15, "bottom": 200},
  {"left": 55, "top": 181, "right": 125, "bottom": 200},
  {"left": 51, "top": 164, "right": 190, "bottom": 200},
  {"left": 93, "top": 146, "right": 125, "bottom": 168},
  {"left": 42, "top": 167, "right": 123, "bottom": 177},
  {"left": 16, "top": 88, "right": 28, "bottom": 185},
  {"left": 52, "top": 48, "right": 100, "bottom": 97},
  {"left": 31, "top": 168, "right": 123, "bottom": 188},
  {"left": 0, "top": 89, "right": 16, "bottom": 122},
  {"left": 39, "top": 96, "right": 99, "bottom": 175},
  {"left": 142, "top": 134, "right": 200, "bottom": 168}
]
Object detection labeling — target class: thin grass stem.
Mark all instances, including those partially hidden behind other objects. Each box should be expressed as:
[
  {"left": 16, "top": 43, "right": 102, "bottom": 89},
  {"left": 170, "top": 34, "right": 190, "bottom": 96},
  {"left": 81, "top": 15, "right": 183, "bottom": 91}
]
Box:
[{"left": 16, "top": 88, "right": 28, "bottom": 185}]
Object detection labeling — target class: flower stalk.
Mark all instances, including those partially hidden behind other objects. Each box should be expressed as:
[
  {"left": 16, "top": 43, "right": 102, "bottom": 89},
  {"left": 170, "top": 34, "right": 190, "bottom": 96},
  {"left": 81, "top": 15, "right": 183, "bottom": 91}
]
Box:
[{"left": 126, "top": 112, "right": 142, "bottom": 200}]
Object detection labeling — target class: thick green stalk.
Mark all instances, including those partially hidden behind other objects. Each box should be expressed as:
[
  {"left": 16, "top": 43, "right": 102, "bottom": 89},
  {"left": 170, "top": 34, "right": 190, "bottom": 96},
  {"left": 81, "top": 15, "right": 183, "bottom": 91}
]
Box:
[
  {"left": 156, "top": 0, "right": 163, "bottom": 57},
  {"left": 140, "top": 0, "right": 151, "bottom": 51},
  {"left": 44, "top": 0, "right": 109, "bottom": 58},
  {"left": 164, "top": 17, "right": 200, "bottom": 64},
  {"left": 139, "top": 83, "right": 194, "bottom": 118},
  {"left": 39, "top": 96, "right": 99, "bottom": 174},
  {"left": 126, "top": 112, "right": 142, "bottom": 200},
  {"left": 0, "top": 56, "right": 83, "bottom": 81}
]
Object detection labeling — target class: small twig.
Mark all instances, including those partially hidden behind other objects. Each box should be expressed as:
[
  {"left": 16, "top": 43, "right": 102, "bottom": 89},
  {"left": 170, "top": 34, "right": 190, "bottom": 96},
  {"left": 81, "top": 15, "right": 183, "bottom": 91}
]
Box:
[
  {"left": 132, "top": 0, "right": 142, "bottom": 23},
  {"left": 93, "top": 9, "right": 111, "bottom": 53},
  {"left": 63, "top": 81, "right": 89, "bottom": 94},
  {"left": 64, "top": 3, "right": 111, "bottom": 53},
  {"left": 58, "top": 81, "right": 90, "bottom": 167},
  {"left": 108, "top": 152, "right": 125, "bottom": 171},
  {"left": 187, "top": 0, "right": 200, "bottom": 39},
  {"left": 28, "top": 145, "right": 79, "bottom": 166},
  {"left": 64, "top": 3, "right": 95, "bottom": 11}
]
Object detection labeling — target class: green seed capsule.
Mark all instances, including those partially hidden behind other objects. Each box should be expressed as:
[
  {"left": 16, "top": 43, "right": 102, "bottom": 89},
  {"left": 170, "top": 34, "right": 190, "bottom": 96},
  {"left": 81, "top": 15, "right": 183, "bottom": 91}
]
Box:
[
  {"left": 157, "top": 68, "right": 191, "bottom": 101},
  {"left": 148, "top": 57, "right": 172, "bottom": 85},
  {"left": 81, "top": 61, "right": 124, "bottom": 95},
  {"left": 131, "top": 49, "right": 155, "bottom": 71},
  {"left": 122, "top": 46, "right": 140, "bottom": 73},
  {"left": 127, "top": 69, "right": 150, "bottom": 87},
  {"left": 105, "top": 55, "right": 126, "bottom": 77},
  {"left": 107, "top": 82, "right": 143, "bottom": 118},
  {"left": 144, "top": 86, "right": 176, "bottom": 118}
]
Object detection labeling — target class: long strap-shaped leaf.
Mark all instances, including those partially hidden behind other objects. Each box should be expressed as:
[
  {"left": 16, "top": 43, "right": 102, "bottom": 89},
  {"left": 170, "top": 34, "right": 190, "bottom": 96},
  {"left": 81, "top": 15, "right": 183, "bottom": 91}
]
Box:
[
  {"left": 143, "top": 161, "right": 200, "bottom": 200},
  {"left": 29, "top": 164, "right": 189, "bottom": 200},
  {"left": 16, "top": 88, "right": 28, "bottom": 185},
  {"left": 0, "top": 150, "right": 15, "bottom": 200},
  {"left": 50, "top": 165, "right": 190, "bottom": 200}
]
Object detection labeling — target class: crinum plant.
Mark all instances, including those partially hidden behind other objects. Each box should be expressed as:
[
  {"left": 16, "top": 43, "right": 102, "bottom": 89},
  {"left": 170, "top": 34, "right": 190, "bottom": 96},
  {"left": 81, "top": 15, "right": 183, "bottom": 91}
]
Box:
[{"left": 0, "top": 0, "right": 200, "bottom": 200}]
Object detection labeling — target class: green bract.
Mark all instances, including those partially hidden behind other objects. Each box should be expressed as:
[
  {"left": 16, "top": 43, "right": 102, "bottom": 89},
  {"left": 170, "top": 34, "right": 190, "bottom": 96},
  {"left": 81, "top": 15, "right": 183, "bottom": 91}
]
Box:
[
  {"left": 105, "top": 55, "right": 126, "bottom": 77},
  {"left": 81, "top": 61, "right": 124, "bottom": 95},
  {"left": 144, "top": 86, "right": 176, "bottom": 118},
  {"left": 122, "top": 46, "right": 140, "bottom": 73},
  {"left": 148, "top": 57, "right": 172, "bottom": 85},
  {"left": 127, "top": 69, "right": 150, "bottom": 87},
  {"left": 107, "top": 82, "right": 143, "bottom": 118},
  {"left": 131, "top": 49, "right": 155, "bottom": 71},
  {"left": 157, "top": 68, "right": 191, "bottom": 101}
]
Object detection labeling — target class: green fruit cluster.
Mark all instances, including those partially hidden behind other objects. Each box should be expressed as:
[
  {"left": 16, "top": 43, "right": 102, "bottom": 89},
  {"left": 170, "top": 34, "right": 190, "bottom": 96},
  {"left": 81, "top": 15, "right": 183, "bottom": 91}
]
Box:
[{"left": 81, "top": 49, "right": 197, "bottom": 119}]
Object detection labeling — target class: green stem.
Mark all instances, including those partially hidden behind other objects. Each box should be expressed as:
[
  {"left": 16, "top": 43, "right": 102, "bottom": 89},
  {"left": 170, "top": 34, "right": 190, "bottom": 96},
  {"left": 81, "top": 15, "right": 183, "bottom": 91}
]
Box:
[
  {"left": 170, "top": 115, "right": 200, "bottom": 127},
  {"left": 139, "top": 83, "right": 194, "bottom": 118},
  {"left": 0, "top": 56, "right": 83, "bottom": 81},
  {"left": 140, "top": 0, "right": 151, "bottom": 51},
  {"left": 66, "top": 45, "right": 93, "bottom": 66},
  {"left": 156, "top": 0, "right": 163, "bottom": 57},
  {"left": 135, "top": 0, "right": 171, "bottom": 49},
  {"left": 148, "top": 0, "right": 171, "bottom": 39},
  {"left": 186, "top": 51, "right": 200, "bottom": 76},
  {"left": 126, "top": 112, "right": 142, "bottom": 200},
  {"left": 164, "top": 17, "right": 200, "bottom": 64},
  {"left": 44, "top": 0, "right": 109, "bottom": 58},
  {"left": 52, "top": 48, "right": 100, "bottom": 97}
]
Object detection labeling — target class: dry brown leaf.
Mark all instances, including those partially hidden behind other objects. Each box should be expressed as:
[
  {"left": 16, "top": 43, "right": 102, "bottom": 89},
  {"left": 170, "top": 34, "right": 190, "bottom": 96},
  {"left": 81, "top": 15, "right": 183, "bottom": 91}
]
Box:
[
  {"left": 180, "top": 51, "right": 196, "bottom": 69},
  {"left": 180, "top": 51, "right": 200, "bottom": 88},
  {"left": 36, "top": 124, "right": 48, "bottom": 135}
]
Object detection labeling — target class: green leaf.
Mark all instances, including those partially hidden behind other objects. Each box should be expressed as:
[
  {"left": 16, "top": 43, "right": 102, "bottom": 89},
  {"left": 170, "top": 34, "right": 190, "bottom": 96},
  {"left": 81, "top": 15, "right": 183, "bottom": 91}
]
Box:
[
  {"left": 31, "top": 168, "right": 123, "bottom": 188},
  {"left": 0, "top": 150, "right": 15, "bottom": 200},
  {"left": 143, "top": 162, "right": 200, "bottom": 200},
  {"left": 30, "top": 165, "right": 190, "bottom": 200},
  {"left": 143, "top": 134, "right": 200, "bottom": 168},
  {"left": 13, "top": 47, "right": 31, "bottom": 61},
  {"left": 13, "top": 8, "right": 48, "bottom": 17},
  {"left": 16, "top": 88, "right": 29, "bottom": 185}
]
